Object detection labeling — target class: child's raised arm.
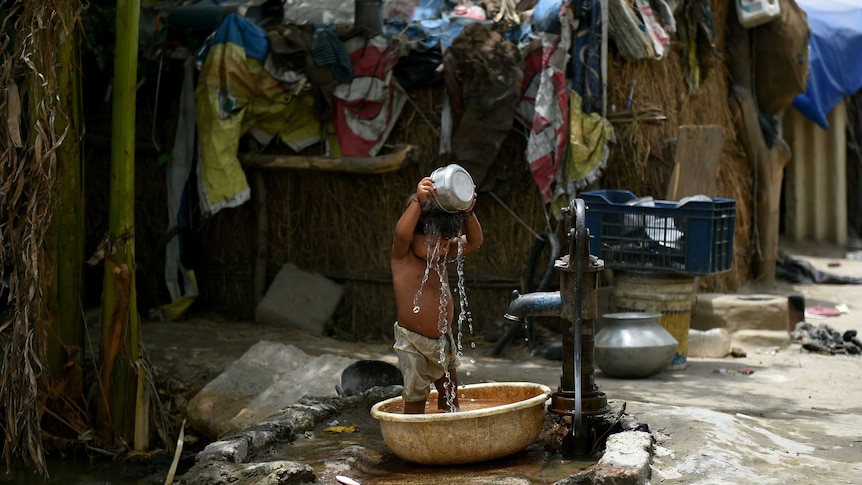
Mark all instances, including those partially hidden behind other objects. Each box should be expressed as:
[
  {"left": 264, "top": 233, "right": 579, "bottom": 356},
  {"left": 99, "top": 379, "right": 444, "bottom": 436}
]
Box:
[{"left": 392, "top": 177, "right": 435, "bottom": 259}]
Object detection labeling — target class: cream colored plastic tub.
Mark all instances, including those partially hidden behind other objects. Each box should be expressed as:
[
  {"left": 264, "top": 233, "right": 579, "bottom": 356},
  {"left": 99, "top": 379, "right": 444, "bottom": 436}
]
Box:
[{"left": 370, "top": 382, "right": 552, "bottom": 465}]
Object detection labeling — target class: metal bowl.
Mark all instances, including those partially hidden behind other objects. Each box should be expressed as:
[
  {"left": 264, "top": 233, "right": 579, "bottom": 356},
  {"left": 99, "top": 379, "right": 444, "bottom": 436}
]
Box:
[{"left": 430, "top": 164, "right": 474, "bottom": 213}]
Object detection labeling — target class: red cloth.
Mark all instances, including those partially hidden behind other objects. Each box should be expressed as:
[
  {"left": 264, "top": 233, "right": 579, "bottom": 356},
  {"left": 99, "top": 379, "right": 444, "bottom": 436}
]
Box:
[{"left": 332, "top": 35, "right": 403, "bottom": 157}]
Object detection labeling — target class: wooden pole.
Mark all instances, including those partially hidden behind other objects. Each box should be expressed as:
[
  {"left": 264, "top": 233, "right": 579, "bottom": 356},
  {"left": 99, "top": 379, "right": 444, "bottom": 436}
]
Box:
[
  {"left": 254, "top": 170, "right": 268, "bottom": 304},
  {"left": 243, "top": 144, "right": 413, "bottom": 173},
  {"left": 727, "top": 13, "right": 791, "bottom": 288}
]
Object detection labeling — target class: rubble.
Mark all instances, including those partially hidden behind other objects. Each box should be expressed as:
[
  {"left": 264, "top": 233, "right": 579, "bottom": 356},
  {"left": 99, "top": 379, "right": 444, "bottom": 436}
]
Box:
[{"left": 790, "top": 322, "right": 862, "bottom": 355}]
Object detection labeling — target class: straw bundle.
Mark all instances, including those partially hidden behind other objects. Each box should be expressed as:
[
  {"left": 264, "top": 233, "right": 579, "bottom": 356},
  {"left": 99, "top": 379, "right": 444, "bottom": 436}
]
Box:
[{"left": 0, "top": 0, "right": 81, "bottom": 474}]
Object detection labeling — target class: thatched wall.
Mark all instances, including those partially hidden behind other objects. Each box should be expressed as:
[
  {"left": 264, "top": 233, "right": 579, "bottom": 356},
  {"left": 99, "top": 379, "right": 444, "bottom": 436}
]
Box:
[
  {"left": 602, "top": 0, "right": 754, "bottom": 293},
  {"left": 197, "top": 86, "right": 549, "bottom": 339},
  {"left": 194, "top": 0, "right": 754, "bottom": 340}
]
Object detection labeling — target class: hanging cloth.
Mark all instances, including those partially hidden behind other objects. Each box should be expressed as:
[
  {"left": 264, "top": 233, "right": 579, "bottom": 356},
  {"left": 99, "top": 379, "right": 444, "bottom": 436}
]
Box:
[
  {"left": 571, "top": 0, "right": 604, "bottom": 115},
  {"left": 550, "top": 90, "right": 615, "bottom": 217},
  {"left": 163, "top": 57, "right": 199, "bottom": 319}
]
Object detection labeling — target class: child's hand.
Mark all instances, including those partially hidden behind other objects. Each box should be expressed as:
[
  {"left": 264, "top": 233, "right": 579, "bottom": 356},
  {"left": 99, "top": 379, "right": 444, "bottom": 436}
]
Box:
[
  {"left": 416, "top": 177, "right": 436, "bottom": 204},
  {"left": 462, "top": 185, "right": 478, "bottom": 214}
]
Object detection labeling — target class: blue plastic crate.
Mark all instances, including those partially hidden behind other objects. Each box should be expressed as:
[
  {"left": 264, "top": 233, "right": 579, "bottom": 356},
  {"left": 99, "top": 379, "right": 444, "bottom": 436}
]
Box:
[{"left": 581, "top": 190, "right": 736, "bottom": 275}]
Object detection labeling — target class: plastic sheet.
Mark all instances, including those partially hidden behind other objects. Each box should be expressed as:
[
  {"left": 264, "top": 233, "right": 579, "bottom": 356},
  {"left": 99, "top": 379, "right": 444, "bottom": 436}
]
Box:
[{"left": 792, "top": 0, "right": 862, "bottom": 129}]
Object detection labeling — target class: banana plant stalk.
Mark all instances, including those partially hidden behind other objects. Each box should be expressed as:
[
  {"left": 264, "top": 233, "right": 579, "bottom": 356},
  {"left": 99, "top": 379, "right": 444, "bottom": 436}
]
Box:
[
  {"left": 98, "top": 0, "right": 146, "bottom": 449},
  {"left": 46, "top": 0, "right": 86, "bottom": 410}
]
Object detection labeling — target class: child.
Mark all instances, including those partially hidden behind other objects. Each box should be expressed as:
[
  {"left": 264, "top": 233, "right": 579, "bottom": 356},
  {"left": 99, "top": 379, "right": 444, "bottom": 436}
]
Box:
[{"left": 390, "top": 175, "right": 483, "bottom": 413}]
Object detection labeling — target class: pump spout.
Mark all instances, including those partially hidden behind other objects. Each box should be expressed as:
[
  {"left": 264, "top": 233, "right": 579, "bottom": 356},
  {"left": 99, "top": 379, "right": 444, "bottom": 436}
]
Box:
[{"left": 503, "top": 290, "right": 562, "bottom": 323}]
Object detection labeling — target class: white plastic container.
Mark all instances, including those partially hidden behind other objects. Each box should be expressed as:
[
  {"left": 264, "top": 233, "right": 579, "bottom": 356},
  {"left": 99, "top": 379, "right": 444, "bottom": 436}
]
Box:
[
  {"left": 736, "top": 0, "right": 781, "bottom": 28},
  {"left": 688, "top": 328, "right": 732, "bottom": 358}
]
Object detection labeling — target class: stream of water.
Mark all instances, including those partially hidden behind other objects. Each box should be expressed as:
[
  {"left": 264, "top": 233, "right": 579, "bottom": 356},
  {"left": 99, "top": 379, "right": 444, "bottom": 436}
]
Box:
[{"left": 412, "top": 224, "right": 476, "bottom": 411}]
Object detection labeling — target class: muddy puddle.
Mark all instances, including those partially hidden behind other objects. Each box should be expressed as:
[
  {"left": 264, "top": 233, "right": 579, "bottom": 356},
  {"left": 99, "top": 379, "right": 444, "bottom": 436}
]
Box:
[
  {"left": 2, "top": 454, "right": 170, "bottom": 485},
  {"left": 268, "top": 403, "right": 595, "bottom": 484}
]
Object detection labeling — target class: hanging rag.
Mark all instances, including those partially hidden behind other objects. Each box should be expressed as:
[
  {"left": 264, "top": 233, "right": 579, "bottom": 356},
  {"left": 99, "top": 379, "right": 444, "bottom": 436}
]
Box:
[
  {"left": 330, "top": 34, "right": 406, "bottom": 157},
  {"left": 163, "top": 57, "right": 199, "bottom": 319},
  {"left": 312, "top": 25, "right": 354, "bottom": 84},
  {"left": 516, "top": 0, "right": 573, "bottom": 202},
  {"left": 634, "top": 0, "right": 670, "bottom": 58},
  {"left": 553, "top": 90, "right": 615, "bottom": 215},
  {"left": 268, "top": 25, "right": 338, "bottom": 123},
  {"left": 571, "top": 0, "right": 603, "bottom": 115},
  {"left": 195, "top": 14, "right": 323, "bottom": 216},
  {"left": 650, "top": 0, "right": 677, "bottom": 33},
  {"left": 443, "top": 22, "right": 524, "bottom": 191},
  {"left": 679, "top": 0, "right": 719, "bottom": 92},
  {"left": 606, "top": 0, "right": 656, "bottom": 60}
]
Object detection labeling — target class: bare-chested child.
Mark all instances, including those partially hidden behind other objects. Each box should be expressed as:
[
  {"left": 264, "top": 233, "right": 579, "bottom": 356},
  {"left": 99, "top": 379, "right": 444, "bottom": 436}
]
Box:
[{"left": 391, "top": 175, "right": 483, "bottom": 413}]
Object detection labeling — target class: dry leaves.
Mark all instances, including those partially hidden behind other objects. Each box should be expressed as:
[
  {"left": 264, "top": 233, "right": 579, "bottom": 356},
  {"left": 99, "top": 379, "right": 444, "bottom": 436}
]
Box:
[{"left": 0, "top": 0, "right": 82, "bottom": 476}]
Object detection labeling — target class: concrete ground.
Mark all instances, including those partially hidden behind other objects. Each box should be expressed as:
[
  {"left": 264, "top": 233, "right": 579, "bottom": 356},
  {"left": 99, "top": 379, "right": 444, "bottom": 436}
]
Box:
[{"left": 146, "top": 239, "right": 862, "bottom": 484}]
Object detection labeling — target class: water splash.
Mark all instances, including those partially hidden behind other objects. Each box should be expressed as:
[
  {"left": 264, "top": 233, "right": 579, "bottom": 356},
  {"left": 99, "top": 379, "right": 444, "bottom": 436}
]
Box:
[
  {"left": 409, "top": 219, "right": 476, "bottom": 412},
  {"left": 441, "top": 233, "right": 473, "bottom": 412},
  {"left": 411, "top": 235, "right": 440, "bottom": 314},
  {"left": 435, "top": 248, "right": 449, "bottom": 335},
  {"left": 455, "top": 236, "right": 470, "bottom": 358},
  {"left": 435, "top": 239, "right": 457, "bottom": 411},
  {"left": 442, "top": 371, "right": 457, "bottom": 411}
]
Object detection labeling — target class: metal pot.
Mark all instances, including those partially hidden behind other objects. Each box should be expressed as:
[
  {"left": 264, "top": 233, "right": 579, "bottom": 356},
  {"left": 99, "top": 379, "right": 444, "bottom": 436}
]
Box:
[
  {"left": 430, "top": 164, "right": 474, "bottom": 213},
  {"left": 354, "top": 0, "right": 383, "bottom": 34},
  {"left": 594, "top": 312, "right": 677, "bottom": 378}
]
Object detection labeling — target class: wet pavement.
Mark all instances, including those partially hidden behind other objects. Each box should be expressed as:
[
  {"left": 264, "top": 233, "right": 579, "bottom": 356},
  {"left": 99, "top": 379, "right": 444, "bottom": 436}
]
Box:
[{"left": 141, "top": 239, "right": 862, "bottom": 484}]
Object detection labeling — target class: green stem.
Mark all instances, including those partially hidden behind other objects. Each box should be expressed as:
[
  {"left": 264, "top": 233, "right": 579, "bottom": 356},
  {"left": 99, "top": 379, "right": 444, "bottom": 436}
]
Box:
[{"left": 100, "top": 0, "right": 141, "bottom": 446}]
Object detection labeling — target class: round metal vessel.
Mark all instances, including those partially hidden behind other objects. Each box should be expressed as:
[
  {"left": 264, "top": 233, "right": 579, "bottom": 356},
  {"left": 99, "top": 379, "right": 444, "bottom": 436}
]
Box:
[
  {"left": 370, "top": 382, "right": 551, "bottom": 465},
  {"left": 595, "top": 312, "right": 678, "bottom": 378},
  {"left": 430, "top": 164, "right": 474, "bottom": 213},
  {"left": 354, "top": 0, "right": 383, "bottom": 33}
]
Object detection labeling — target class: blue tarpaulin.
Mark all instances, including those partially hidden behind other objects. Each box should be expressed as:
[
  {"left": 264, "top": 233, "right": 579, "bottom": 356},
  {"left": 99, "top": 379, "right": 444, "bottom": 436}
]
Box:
[{"left": 793, "top": 0, "right": 862, "bottom": 129}]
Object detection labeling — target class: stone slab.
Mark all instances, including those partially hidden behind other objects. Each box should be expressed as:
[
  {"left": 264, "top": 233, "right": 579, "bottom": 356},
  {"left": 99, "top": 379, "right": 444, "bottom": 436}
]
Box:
[
  {"left": 691, "top": 294, "right": 788, "bottom": 333},
  {"left": 730, "top": 329, "right": 792, "bottom": 351},
  {"left": 196, "top": 438, "right": 248, "bottom": 464},
  {"left": 255, "top": 263, "right": 344, "bottom": 334},
  {"left": 593, "top": 431, "right": 653, "bottom": 485},
  {"left": 187, "top": 341, "right": 356, "bottom": 438}
]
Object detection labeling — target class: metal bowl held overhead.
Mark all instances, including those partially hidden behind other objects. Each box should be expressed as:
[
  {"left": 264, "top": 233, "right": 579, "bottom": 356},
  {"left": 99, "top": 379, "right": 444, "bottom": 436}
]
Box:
[{"left": 430, "top": 164, "right": 474, "bottom": 213}]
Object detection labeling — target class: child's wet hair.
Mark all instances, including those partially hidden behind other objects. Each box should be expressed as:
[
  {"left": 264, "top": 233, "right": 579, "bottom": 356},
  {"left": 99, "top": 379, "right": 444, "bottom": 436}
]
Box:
[
  {"left": 404, "top": 194, "right": 463, "bottom": 239},
  {"left": 423, "top": 209, "right": 463, "bottom": 239}
]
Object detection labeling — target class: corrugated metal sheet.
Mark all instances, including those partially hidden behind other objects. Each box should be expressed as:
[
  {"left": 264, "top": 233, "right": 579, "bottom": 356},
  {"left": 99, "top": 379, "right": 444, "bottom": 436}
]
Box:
[{"left": 783, "top": 104, "right": 848, "bottom": 246}]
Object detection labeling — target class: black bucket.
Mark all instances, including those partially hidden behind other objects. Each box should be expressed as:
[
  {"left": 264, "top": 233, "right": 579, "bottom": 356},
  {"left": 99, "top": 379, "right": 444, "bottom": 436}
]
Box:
[{"left": 336, "top": 360, "right": 403, "bottom": 397}]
